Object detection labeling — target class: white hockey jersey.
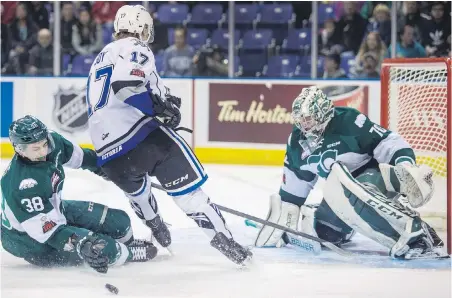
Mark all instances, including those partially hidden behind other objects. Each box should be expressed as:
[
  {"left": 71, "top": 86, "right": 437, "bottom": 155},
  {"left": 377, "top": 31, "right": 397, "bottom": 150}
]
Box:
[{"left": 86, "top": 37, "right": 170, "bottom": 166}]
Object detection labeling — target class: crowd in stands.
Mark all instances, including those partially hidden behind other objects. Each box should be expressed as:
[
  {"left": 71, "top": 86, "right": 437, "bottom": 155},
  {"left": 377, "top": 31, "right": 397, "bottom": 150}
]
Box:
[{"left": 1, "top": 1, "right": 451, "bottom": 78}]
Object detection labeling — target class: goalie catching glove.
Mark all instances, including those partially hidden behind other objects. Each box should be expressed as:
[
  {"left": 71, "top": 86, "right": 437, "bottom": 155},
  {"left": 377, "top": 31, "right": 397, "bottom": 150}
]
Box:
[{"left": 379, "top": 162, "right": 434, "bottom": 208}]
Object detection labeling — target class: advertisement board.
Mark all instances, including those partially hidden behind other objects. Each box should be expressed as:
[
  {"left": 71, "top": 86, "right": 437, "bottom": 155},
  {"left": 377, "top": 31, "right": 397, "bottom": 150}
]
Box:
[
  {"left": 208, "top": 82, "right": 368, "bottom": 144},
  {"left": 194, "top": 79, "right": 379, "bottom": 165},
  {"left": 0, "top": 77, "right": 193, "bottom": 157},
  {"left": 1, "top": 77, "right": 380, "bottom": 166}
]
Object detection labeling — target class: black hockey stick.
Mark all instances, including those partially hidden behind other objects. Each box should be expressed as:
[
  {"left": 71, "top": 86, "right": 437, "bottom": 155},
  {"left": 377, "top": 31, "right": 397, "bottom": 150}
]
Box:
[
  {"left": 150, "top": 182, "right": 353, "bottom": 257},
  {"left": 152, "top": 116, "right": 193, "bottom": 133}
]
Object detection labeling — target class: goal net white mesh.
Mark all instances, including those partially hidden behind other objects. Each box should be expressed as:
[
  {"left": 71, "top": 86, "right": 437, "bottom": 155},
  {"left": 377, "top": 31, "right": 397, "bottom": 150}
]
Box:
[{"left": 383, "top": 60, "right": 449, "bottom": 234}]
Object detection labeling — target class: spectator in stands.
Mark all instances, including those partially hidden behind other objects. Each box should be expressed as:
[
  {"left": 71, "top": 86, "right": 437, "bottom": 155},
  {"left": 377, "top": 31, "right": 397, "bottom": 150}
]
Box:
[
  {"left": 354, "top": 52, "right": 380, "bottom": 78},
  {"left": 354, "top": 32, "right": 387, "bottom": 75},
  {"left": 72, "top": 9, "right": 103, "bottom": 56},
  {"left": 330, "top": 2, "right": 365, "bottom": 20},
  {"left": 421, "top": 2, "right": 451, "bottom": 57},
  {"left": 1, "top": 23, "right": 9, "bottom": 67},
  {"left": 397, "top": 2, "right": 424, "bottom": 43},
  {"left": 2, "top": 3, "right": 38, "bottom": 74},
  {"left": 1, "top": 2, "right": 17, "bottom": 24},
  {"left": 28, "top": 28, "right": 53, "bottom": 75},
  {"left": 92, "top": 1, "right": 124, "bottom": 26},
  {"left": 360, "top": 2, "right": 391, "bottom": 20},
  {"left": 388, "top": 25, "right": 426, "bottom": 58},
  {"left": 61, "top": 2, "right": 76, "bottom": 55},
  {"left": 319, "top": 18, "right": 343, "bottom": 56},
  {"left": 150, "top": 14, "right": 169, "bottom": 54},
  {"left": 322, "top": 53, "right": 348, "bottom": 79},
  {"left": 193, "top": 47, "right": 228, "bottom": 77},
  {"left": 163, "top": 27, "right": 195, "bottom": 77},
  {"left": 336, "top": 2, "right": 368, "bottom": 54},
  {"left": 366, "top": 4, "right": 391, "bottom": 46},
  {"left": 28, "top": 2, "right": 49, "bottom": 29},
  {"left": 292, "top": 2, "right": 311, "bottom": 28}
]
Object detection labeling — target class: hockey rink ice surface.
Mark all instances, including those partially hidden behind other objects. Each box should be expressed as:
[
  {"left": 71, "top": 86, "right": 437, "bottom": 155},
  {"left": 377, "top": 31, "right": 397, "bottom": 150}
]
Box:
[{"left": 1, "top": 160, "right": 451, "bottom": 298}]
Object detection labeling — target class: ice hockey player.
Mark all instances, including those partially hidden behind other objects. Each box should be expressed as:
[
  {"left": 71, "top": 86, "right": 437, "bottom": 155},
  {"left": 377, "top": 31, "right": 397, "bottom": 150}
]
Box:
[
  {"left": 1, "top": 115, "right": 158, "bottom": 273},
  {"left": 255, "top": 86, "right": 448, "bottom": 260},
  {"left": 85, "top": 5, "right": 251, "bottom": 265}
]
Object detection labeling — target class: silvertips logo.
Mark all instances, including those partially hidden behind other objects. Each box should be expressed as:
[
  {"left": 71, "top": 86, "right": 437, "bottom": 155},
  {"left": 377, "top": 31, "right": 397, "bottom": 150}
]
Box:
[{"left": 53, "top": 86, "right": 89, "bottom": 133}]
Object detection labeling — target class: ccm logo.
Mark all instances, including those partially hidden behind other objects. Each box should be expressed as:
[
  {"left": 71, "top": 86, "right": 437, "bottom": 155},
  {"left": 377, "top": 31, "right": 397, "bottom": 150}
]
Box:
[{"left": 165, "top": 174, "right": 189, "bottom": 187}]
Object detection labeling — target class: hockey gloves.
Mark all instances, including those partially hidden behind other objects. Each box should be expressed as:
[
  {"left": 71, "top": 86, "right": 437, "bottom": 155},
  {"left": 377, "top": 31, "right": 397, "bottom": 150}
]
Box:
[
  {"left": 150, "top": 92, "right": 181, "bottom": 129},
  {"left": 77, "top": 235, "right": 109, "bottom": 273},
  {"left": 166, "top": 94, "right": 181, "bottom": 109}
]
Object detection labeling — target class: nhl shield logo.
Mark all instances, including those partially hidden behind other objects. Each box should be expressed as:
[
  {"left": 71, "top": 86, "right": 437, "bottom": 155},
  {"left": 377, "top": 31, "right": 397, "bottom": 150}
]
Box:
[{"left": 53, "top": 86, "right": 89, "bottom": 133}]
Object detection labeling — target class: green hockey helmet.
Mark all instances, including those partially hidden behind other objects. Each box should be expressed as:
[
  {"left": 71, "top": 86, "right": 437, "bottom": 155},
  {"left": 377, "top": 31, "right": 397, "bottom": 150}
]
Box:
[
  {"left": 9, "top": 115, "right": 54, "bottom": 161},
  {"left": 291, "top": 86, "right": 334, "bottom": 140}
]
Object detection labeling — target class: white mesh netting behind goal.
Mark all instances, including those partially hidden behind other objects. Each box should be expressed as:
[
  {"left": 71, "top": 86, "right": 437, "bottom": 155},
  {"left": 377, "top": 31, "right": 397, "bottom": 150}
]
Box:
[{"left": 382, "top": 59, "right": 450, "bottom": 245}]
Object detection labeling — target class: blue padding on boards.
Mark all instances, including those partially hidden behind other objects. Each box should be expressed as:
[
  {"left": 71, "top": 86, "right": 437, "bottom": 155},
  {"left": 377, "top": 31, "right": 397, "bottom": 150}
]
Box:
[{"left": 1, "top": 82, "right": 13, "bottom": 137}]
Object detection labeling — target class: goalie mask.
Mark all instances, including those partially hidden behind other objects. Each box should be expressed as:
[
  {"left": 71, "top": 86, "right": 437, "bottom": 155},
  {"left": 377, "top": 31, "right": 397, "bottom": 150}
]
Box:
[
  {"left": 9, "top": 115, "right": 55, "bottom": 162},
  {"left": 291, "top": 86, "right": 334, "bottom": 151}
]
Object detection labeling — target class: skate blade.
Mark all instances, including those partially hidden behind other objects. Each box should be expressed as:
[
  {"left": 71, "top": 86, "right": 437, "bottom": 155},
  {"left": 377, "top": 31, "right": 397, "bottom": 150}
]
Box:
[{"left": 165, "top": 245, "right": 174, "bottom": 256}]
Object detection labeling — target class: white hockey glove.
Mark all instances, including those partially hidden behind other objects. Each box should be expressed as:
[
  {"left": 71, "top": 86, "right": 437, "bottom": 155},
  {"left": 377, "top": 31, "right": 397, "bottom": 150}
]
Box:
[
  {"left": 379, "top": 162, "right": 434, "bottom": 208},
  {"left": 254, "top": 194, "right": 300, "bottom": 247}
]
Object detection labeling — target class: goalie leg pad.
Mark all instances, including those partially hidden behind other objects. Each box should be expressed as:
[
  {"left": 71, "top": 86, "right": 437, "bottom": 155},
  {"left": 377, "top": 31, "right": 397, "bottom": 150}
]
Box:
[
  {"left": 254, "top": 194, "right": 300, "bottom": 247},
  {"left": 324, "top": 163, "right": 423, "bottom": 250}
]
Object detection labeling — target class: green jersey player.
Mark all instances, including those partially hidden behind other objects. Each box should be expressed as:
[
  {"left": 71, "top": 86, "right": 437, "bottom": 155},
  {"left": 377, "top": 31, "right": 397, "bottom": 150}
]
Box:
[
  {"left": 255, "top": 86, "right": 447, "bottom": 260},
  {"left": 1, "top": 115, "right": 158, "bottom": 273}
]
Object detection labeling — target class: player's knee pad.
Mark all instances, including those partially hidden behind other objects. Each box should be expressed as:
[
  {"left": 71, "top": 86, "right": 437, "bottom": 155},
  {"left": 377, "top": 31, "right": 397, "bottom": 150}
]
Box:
[
  {"left": 324, "top": 163, "right": 422, "bottom": 250},
  {"left": 173, "top": 188, "right": 231, "bottom": 239},
  {"left": 102, "top": 208, "right": 133, "bottom": 244},
  {"left": 255, "top": 194, "right": 300, "bottom": 247},
  {"left": 126, "top": 175, "right": 160, "bottom": 221},
  {"left": 173, "top": 188, "right": 209, "bottom": 213}
]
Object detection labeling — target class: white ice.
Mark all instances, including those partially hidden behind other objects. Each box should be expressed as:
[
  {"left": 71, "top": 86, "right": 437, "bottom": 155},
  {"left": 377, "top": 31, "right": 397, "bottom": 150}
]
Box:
[{"left": 1, "top": 161, "right": 451, "bottom": 298}]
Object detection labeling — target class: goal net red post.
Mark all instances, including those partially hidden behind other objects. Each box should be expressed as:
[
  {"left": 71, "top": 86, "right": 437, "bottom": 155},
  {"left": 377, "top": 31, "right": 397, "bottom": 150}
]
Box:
[{"left": 381, "top": 58, "right": 451, "bottom": 254}]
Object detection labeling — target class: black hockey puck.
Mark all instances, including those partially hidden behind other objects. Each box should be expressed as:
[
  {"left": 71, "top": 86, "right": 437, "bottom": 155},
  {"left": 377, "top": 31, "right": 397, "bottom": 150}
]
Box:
[{"left": 105, "top": 283, "right": 119, "bottom": 295}]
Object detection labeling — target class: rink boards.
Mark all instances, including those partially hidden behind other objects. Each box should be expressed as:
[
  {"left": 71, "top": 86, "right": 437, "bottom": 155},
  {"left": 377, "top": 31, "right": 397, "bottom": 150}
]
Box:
[{"left": 0, "top": 77, "right": 381, "bottom": 165}]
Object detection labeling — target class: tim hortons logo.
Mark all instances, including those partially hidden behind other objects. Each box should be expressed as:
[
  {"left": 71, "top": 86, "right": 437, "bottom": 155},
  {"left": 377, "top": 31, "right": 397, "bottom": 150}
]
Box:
[
  {"left": 217, "top": 100, "right": 293, "bottom": 124},
  {"left": 53, "top": 86, "right": 89, "bottom": 133}
]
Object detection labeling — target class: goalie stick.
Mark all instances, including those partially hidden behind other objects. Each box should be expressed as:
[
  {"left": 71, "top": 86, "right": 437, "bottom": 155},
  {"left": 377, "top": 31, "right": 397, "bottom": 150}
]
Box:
[
  {"left": 244, "top": 219, "right": 321, "bottom": 254},
  {"left": 150, "top": 182, "right": 353, "bottom": 257},
  {"left": 244, "top": 219, "right": 393, "bottom": 257}
]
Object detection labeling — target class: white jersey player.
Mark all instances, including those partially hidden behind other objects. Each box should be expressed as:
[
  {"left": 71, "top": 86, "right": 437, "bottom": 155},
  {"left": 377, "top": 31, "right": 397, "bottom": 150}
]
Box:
[{"left": 86, "top": 5, "right": 251, "bottom": 265}]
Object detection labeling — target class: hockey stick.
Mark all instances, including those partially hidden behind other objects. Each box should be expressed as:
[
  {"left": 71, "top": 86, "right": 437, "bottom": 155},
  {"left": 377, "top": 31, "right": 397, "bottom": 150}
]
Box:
[
  {"left": 244, "top": 219, "right": 321, "bottom": 254},
  {"left": 150, "top": 182, "right": 353, "bottom": 257}
]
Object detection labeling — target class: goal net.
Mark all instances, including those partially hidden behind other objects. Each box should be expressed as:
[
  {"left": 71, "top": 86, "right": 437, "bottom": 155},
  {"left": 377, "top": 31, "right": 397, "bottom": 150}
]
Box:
[{"left": 381, "top": 58, "right": 451, "bottom": 253}]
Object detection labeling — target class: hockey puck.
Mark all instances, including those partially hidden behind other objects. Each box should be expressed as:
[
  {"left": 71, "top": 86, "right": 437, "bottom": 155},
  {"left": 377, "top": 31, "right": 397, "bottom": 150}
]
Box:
[{"left": 105, "top": 283, "right": 119, "bottom": 295}]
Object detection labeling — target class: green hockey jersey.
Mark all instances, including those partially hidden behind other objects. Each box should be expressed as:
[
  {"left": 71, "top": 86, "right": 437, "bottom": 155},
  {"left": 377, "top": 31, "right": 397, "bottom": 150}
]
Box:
[
  {"left": 280, "top": 107, "right": 415, "bottom": 205},
  {"left": 1, "top": 132, "right": 99, "bottom": 251}
]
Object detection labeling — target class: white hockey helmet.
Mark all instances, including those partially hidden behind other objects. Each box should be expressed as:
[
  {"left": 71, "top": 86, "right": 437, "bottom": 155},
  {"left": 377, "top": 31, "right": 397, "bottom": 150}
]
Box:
[{"left": 114, "top": 5, "right": 154, "bottom": 43}]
